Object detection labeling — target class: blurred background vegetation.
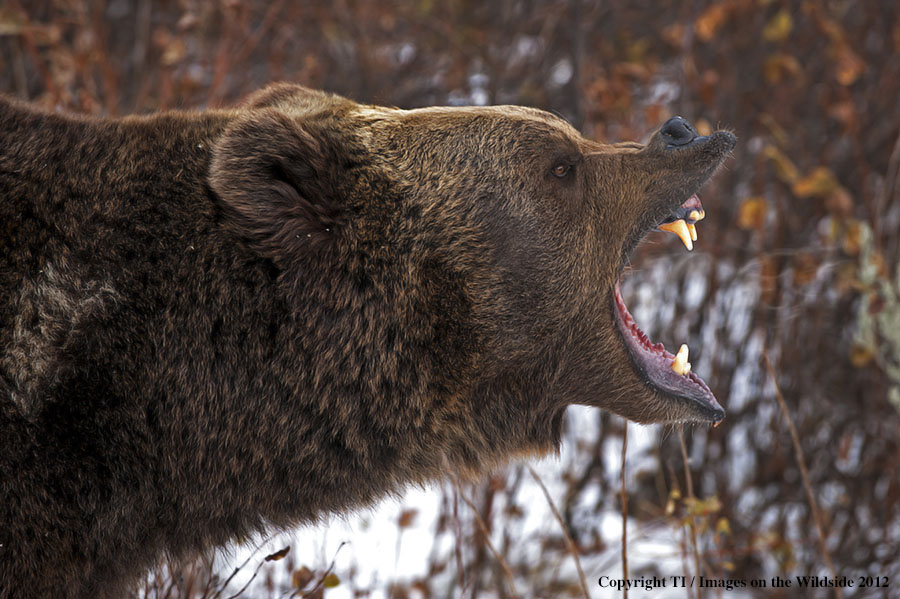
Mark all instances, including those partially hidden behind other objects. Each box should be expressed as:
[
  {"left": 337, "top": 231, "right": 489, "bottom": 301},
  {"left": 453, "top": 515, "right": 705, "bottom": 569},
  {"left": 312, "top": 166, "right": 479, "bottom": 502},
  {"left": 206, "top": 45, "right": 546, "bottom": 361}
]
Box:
[{"left": 1, "top": 1, "right": 898, "bottom": 597}]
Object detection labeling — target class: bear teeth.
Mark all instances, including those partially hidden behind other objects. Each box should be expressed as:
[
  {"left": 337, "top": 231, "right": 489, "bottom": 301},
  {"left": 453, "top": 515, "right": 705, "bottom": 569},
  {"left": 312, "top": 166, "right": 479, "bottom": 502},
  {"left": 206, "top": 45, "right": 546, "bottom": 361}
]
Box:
[
  {"left": 671, "top": 343, "right": 691, "bottom": 376},
  {"left": 687, "top": 222, "right": 698, "bottom": 241},
  {"left": 658, "top": 219, "right": 694, "bottom": 251}
]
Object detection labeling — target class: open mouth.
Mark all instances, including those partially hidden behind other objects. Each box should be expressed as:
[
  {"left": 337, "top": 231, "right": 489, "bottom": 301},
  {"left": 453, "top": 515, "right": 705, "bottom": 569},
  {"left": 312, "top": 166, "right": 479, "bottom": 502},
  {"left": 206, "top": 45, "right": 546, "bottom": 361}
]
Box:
[{"left": 612, "top": 193, "right": 726, "bottom": 423}]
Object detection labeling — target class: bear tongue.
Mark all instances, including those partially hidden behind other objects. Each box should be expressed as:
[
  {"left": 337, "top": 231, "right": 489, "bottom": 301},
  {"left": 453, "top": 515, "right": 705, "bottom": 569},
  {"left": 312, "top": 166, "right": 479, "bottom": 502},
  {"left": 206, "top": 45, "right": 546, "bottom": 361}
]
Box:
[{"left": 612, "top": 281, "right": 725, "bottom": 423}]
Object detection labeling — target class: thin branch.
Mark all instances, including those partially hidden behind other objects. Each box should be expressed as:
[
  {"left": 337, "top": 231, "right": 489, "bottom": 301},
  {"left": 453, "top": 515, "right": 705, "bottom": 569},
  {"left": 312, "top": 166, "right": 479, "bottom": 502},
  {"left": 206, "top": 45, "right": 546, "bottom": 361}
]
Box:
[
  {"left": 297, "top": 542, "right": 346, "bottom": 599},
  {"left": 679, "top": 425, "right": 703, "bottom": 599},
  {"left": 211, "top": 537, "right": 274, "bottom": 599},
  {"left": 527, "top": 465, "right": 590, "bottom": 599},
  {"left": 621, "top": 422, "right": 629, "bottom": 599},
  {"left": 452, "top": 484, "right": 466, "bottom": 593},
  {"left": 763, "top": 353, "right": 842, "bottom": 599},
  {"left": 453, "top": 478, "right": 519, "bottom": 598},
  {"left": 879, "top": 129, "right": 900, "bottom": 258}
]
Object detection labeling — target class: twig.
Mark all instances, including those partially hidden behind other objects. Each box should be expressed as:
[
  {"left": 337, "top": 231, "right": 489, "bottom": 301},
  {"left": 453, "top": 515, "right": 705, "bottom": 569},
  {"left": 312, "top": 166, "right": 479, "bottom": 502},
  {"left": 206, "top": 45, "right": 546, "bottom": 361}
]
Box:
[
  {"left": 11, "top": 8, "right": 59, "bottom": 104},
  {"left": 678, "top": 425, "right": 703, "bottom": 599},
  {"left": 451, "top": 484, "right": 466, "bottom": 593},
  {"left": 527, "top": 465, "right": 590, "bottom": 599},
  {"left": 297, "top": 542, "right": 346, "bottom": 599},
  {"left": 233, "top": 0, "right": 285, "bottom": 67},
  {"left": 211, "top": 537, "right": 274, "bottom": 599},
  {"left": 224, "top": 556, "right": 268, "bottom": 599},
  {"left": 880, "top": 129, "right": 900, "bottom": 258},
  {"left": 207, "top": 3, "right": 239, "bottom": 105},
  {"left": 621, "top": 422, "right": 629, "bottom": 599},
  {"left": 763, "top": 353, "right": 842, "bottom": 599},
  {"left": 453, "top": 477, "right": 519, "bottom": 598}
]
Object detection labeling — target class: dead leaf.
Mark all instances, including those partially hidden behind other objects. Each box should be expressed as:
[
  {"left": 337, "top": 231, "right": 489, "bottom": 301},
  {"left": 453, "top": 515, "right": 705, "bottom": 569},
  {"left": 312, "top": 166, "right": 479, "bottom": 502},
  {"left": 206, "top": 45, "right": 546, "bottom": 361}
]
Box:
[
  {"left": 662, "top": 23, "right": 685, "bottom": 47},
  {"left": 792, "top": 166, "right": 839, "bottom": 198},
  {"left": 849, "top": 343, "right": 875, "bottom": 367},
  {"left": 842, "top": 219, "right": 863, "bottom": 256},
  {"left": 827, "top": 99, "right": 857, "bottom": 129},
  {"left": 694, "top": 118, "right": 713, "bottom": 136},
  {"left": 834, "top": 47, "right": 865, "bottom": 86},
  {"left": 762, "top": 9, "right": 793, "bottom": 42},
  {"left": 792, "top": 253, "right": 819, "bottom": 286},
  {"left": 763, "top": 145, "right": 800, "bottom": 184},
  {"left": 695, "top": 3, "right": 730, "bottom": 42},
  {"left": 825, "top": 188, "right": 854, "bottom": 218},
  {"left": 397, "top": 508, "right": 417, "bottom": 529},
  {"left": 758, "top": 113, "right": 789, "bottom": 147},
  {"left": 292, "top": 566, "right": 314, "bottom": 589},
  {"left": 322, "top": 572, "right": 340, "bottom": 588},
  {"left": 763, "top": 53, "right": 802, "bottom": 84},
  {"left": 699, "top": 69, "right": 720, "bottom": 106},
  {"left": 0, "top": 6, "right": 26, "bottom": 36},
  {"left": 716, "top": 517, "right": 732, "bottom": 536},
  {"left": 264, "top": 546, "right": 290, "bottom": 561},
  {"left": 162, "top": 38, "right": 187, "bottom": 66},
  {"left": 737, "top": 197, "right": 767, "bottom": 230}
]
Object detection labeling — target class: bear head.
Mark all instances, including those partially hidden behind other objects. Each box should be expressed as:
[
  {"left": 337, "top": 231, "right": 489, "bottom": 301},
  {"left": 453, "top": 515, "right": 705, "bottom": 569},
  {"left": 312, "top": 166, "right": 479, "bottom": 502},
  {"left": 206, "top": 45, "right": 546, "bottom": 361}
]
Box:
[{"left": 210, "top": 84, "right": 735, "bottom": 451}]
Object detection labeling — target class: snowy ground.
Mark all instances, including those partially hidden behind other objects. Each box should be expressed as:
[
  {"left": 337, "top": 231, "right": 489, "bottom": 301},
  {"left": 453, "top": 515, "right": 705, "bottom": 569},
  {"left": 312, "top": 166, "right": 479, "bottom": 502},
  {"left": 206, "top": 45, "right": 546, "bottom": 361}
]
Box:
[{"left": 202, "top": 411, "right": 751, "bottom": 599}]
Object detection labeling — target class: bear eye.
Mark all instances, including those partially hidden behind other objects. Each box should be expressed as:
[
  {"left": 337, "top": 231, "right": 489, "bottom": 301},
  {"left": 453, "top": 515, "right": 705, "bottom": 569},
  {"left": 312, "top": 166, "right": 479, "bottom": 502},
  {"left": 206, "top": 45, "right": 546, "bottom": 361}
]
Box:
[{"left": 551, "top": 163, "right": 571, "bottom": 178}]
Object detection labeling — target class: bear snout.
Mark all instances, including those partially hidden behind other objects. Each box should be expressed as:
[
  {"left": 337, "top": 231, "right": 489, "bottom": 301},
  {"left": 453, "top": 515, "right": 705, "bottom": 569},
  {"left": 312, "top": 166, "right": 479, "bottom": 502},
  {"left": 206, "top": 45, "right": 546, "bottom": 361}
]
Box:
[{"left": 660, "top": 116, "right": 699, "bottom": 148}]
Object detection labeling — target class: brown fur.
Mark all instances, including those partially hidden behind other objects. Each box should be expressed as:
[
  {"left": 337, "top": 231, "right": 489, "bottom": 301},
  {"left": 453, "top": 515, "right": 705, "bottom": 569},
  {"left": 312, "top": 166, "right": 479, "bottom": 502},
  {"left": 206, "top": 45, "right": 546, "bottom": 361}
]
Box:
[{"left": 0, "top": 84, "right": 733, "bottom": 598}]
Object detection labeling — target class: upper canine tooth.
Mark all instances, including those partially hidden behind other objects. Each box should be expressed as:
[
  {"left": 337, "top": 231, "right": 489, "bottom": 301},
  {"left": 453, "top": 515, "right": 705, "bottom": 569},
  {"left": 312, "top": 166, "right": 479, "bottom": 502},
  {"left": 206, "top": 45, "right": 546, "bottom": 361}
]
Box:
[
  {"left": 671, "top": 344, "right": 691, "bottom": 376},
  {"left": 688, "top": 209, "right": 705, "bottom": 223},
  {"left": 659, "top": 220, "right": 694, "bottom": 251}
]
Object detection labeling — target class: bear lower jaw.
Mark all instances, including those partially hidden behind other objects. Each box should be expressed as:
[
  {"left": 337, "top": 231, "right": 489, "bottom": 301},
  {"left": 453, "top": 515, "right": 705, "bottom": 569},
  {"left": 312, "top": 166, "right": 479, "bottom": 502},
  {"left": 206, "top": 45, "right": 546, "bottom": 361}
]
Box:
[{"left": 612, "top": 281, "right": 725, "bottom": 423}]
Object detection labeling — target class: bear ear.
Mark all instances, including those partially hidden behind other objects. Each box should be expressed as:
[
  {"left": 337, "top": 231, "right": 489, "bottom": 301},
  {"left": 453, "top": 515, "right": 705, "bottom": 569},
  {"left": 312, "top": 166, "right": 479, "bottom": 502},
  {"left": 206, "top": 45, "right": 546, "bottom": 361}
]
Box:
[
  {"left": 210, "top": 109, "right": 345, "bottom": 265},
  {"left": 241, "top": 83, "right": 334, "bottom": 112}
]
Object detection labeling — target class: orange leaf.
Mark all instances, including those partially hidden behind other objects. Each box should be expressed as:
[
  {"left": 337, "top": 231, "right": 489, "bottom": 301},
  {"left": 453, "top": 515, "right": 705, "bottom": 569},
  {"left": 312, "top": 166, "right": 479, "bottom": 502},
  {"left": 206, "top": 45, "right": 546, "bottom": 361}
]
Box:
[
  {"left": 763, "top": 53, "right": 802, "bottom": 84},
  {"left": 763, "top": 145, "right": 800, "bottom": 183},
  {"left": 827, "top": 99, "right": 857, "bottom": 129},
  {"left": 662, "top": 23, "right": 686, "bottom": 47},
  {"left": 762, "top": 9, "right": 793, "bottom": 42},
  {"left": 716, "top": 517, "right": 732, "bottom": 536},
  {"left": 162, "top": 38, "right": 187, "bottom": 66},
  {"left": 835, "top": 47, "right": 865, "bottom": 85},
  {"left": 694, "top": 118, "right": 713, "bottom": 136},
  {"left": 397, "top": 508, "right": 418, "bottom": 529},
  {"left": 841, "top": 219, "right": 863, "bottom": 256},
  {"left": 737, "top": 197, "right": 768, "bottom": 230},
  {"left": 792, "top": 166, "right": 839, "bottom": 198},
  {"left": 849, "top": 343, "right": 876, "bottom": 367},
  {"left": 758, "top": 113, "right": 789, "bottom": 147},
  {"left": 695, "top": 4, "right": 730, "bottom": 42}
]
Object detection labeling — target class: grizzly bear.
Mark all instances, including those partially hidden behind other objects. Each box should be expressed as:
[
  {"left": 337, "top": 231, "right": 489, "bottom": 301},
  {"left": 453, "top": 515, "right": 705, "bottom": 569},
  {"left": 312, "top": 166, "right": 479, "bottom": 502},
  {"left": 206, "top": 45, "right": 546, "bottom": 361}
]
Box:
[{"left": 0, "top": 84, "right": 734, "bottom": 598}]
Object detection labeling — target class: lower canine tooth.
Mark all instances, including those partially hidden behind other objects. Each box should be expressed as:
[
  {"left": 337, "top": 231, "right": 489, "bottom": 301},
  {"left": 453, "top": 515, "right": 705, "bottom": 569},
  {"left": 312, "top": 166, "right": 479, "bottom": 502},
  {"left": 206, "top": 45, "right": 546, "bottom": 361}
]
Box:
[
  {"left": 672, "top": 344, "right": 691, "bottom": 376},
  {"left": 659, "top": 220, "right": 694, "bottom": 251}
]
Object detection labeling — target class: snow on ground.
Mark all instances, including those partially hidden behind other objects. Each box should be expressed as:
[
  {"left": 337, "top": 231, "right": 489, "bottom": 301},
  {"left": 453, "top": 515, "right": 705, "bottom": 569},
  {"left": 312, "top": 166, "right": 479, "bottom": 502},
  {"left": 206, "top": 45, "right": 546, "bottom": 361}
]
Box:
[{"left": 204, "top": 413, "right": 752, "bottom": 598}]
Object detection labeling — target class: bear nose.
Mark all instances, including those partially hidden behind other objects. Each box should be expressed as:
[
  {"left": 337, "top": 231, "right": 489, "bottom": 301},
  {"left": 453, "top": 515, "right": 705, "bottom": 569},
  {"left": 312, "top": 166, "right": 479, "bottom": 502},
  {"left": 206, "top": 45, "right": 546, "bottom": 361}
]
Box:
[{"left": 660, "top": 116, "right": 697, "bottom": 148}]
